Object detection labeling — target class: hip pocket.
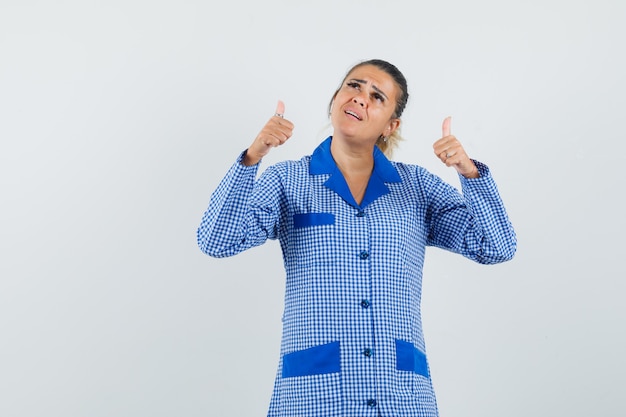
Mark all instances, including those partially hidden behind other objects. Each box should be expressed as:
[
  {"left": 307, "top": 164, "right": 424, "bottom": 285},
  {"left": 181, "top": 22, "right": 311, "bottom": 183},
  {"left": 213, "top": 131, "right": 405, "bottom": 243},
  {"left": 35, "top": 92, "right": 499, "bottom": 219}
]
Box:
[
  {"left": 282, "top": 341, "right": 341, "bottom": 378},
  {"left": 395, "top": 339, "right": 429, "bottom": 377}
]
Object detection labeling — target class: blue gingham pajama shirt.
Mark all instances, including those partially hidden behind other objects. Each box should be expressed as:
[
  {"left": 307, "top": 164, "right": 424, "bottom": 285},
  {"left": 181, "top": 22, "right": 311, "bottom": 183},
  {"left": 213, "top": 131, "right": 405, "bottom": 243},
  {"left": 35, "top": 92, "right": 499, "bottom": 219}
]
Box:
[{"left": 197, "top": 137, "right": 516, "bottom": 417}]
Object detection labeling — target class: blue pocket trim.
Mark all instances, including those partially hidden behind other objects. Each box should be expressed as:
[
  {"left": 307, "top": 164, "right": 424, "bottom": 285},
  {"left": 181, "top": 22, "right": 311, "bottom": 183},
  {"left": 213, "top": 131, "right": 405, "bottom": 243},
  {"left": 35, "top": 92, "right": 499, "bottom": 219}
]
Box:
[
  {"left": 395, "top": 339, "right": 429, "bottom": 377},
  {"left": 293, "top": 213, "right": 335, "bottom": 229},
  {"left": 282, "top": 341, "right": 341, "bottom": 378}
]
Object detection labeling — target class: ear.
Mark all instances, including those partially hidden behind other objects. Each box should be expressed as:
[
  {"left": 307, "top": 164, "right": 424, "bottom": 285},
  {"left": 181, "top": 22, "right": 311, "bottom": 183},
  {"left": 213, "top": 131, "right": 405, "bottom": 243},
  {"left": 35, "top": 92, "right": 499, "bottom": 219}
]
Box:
[{"left": 385, "top": 118, "right": 401, "bottom": 136}]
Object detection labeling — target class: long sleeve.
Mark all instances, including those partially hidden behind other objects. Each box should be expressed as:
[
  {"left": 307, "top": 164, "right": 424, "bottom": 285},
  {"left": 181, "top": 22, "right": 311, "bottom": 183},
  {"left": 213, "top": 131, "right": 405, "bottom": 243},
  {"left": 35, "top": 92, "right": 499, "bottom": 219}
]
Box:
[
  {"left": 198, "top": 139, "right": 517, "bottom": 417},
  {"left": 196, "top": 152, "right": 283, "bottom": 258},
  {"left": 424, "top": 160, "right": 517, "bottom": 264}
]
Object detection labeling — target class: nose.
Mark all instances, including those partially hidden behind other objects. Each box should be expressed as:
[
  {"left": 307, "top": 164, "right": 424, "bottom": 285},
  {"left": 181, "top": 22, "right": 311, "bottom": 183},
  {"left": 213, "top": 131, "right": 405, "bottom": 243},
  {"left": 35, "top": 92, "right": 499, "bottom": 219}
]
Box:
[
  {"left": 352, "top": 89, "right": 367, "bottom": 107},
  {"left": 353, "top": 96, "right": 365, "bottom": 107}
]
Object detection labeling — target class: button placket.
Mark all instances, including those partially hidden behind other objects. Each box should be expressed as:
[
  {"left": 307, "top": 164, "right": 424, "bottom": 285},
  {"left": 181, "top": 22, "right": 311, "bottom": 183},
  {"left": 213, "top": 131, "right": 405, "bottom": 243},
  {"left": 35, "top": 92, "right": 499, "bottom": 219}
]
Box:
[{"left": 352, "top": 202, "right": 377, "bottom": 412}]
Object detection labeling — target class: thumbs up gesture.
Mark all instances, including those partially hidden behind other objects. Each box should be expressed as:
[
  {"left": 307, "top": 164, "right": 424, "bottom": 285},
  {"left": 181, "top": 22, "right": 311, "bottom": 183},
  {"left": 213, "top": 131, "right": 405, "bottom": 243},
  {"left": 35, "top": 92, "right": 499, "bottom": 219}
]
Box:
[
  {"left": 432, "top": 116, "right": 479, "bottom": 178},
  {"left": 243, "top": 100, "right": 294, "bottom": 166}
]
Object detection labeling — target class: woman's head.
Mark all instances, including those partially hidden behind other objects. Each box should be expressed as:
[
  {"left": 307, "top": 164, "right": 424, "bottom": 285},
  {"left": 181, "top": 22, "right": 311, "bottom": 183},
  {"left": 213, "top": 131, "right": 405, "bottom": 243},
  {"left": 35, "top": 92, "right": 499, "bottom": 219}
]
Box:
[{"left": 328, "top": 59, "right": 409, "bottom": 156}]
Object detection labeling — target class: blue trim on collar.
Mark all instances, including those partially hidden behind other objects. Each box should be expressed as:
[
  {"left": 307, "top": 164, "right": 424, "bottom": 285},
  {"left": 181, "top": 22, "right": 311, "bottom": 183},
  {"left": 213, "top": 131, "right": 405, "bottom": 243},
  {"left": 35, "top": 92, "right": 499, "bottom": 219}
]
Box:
[{"left": 309, "top": 137, "right": 402, "bottom": 208}]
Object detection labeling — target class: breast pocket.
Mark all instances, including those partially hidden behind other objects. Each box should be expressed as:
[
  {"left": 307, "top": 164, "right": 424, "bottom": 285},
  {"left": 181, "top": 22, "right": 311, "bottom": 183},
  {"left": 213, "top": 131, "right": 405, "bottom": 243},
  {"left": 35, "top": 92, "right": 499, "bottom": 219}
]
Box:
[
  {"left": 293, "top": 212, "right": 335, "bottom": 228},
  {"left": 289, "top": 212, "right": 336, "bottom": 267}
]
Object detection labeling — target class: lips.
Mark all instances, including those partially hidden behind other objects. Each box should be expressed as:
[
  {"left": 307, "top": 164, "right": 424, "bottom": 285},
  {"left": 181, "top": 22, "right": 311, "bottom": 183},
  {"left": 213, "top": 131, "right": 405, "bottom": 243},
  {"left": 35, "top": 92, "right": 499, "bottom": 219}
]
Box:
[{"left": 344, "top": 109, "right": 362, "bottom": 121}]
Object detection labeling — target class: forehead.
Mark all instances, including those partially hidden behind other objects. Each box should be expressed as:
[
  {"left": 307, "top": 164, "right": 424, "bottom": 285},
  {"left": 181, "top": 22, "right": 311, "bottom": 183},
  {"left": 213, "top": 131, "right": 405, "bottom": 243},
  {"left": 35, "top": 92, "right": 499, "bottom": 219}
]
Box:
[{"left": 345, "top": 65, "right": 399, "bottom": 95}]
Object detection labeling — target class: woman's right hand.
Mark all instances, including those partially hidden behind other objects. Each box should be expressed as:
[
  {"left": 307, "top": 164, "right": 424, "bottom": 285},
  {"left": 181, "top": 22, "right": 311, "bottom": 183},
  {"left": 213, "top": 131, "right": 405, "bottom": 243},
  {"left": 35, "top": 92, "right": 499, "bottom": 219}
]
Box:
[{"left": 242, "top": 100, "right": 294, "bottom": 166}]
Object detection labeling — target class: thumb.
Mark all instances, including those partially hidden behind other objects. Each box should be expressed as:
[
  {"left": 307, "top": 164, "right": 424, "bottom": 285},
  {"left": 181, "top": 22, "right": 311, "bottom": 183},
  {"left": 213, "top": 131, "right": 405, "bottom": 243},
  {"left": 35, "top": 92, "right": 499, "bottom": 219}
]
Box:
[
  {"left": 442, "top": 116, "right": 451, "bottom": 137},
  {"left": 275, "top": 100, "right": 285, "bottom": 117}
]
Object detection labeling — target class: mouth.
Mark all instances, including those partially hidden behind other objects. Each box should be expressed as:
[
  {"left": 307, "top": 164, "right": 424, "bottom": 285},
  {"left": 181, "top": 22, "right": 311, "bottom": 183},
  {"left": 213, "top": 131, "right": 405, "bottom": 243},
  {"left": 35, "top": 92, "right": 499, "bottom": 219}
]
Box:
[{"left": 344, "top": 109, "right": 362, "bottom": 121}]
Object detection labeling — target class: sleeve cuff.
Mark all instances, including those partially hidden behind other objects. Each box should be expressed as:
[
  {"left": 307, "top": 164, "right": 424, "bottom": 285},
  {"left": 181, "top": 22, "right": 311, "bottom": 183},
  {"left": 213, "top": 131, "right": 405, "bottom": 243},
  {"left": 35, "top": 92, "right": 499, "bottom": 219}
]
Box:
[
  {"left": 459, "top": 159, "right": 490, "bottom": 181},
  {"left": 236, "top": 149, "right": 262, "bottom": 168}
]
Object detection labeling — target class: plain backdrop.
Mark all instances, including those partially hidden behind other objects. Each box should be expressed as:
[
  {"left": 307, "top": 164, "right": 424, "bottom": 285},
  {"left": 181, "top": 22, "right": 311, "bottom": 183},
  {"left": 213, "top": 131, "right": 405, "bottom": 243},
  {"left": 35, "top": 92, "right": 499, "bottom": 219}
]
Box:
[{"left": 1, "top": 0, "right": 624, "bottom": 416}]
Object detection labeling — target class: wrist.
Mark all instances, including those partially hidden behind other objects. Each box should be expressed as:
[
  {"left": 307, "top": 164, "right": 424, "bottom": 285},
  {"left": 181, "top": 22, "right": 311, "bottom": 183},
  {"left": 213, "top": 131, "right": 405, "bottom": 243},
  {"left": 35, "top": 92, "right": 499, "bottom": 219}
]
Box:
[
  {"left": 242, "top": 149, "right": 262, "bottom": 166},
  {"left": 462, "top": 166, "right": 480, "bottom": 179}
]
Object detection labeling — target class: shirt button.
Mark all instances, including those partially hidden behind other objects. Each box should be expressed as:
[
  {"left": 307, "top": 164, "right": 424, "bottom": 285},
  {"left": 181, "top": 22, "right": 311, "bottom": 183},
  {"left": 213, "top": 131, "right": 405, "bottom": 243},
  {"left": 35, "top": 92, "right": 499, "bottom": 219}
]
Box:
[
  {"left": 360, "top": 299, "right": 371, "bottom": 308},
  {"left": 363, "top": 348, "right": 373, "bottom": 357},
  {"left": 356, "top": 210, "right": 365, "bottom": 217},
  {"left": 359, "top": 250, "right": 369, "bottom": 260},
  {"left": 366, "top": 399, "right": 377, "bottom": 407}
]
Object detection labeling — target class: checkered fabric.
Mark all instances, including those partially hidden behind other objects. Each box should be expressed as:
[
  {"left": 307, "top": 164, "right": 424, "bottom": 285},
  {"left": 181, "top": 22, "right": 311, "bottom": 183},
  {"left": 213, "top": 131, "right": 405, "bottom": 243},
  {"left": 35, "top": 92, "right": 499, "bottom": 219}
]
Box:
[{"left": 197, "top": 137, "right": 516, "bottom": 417}]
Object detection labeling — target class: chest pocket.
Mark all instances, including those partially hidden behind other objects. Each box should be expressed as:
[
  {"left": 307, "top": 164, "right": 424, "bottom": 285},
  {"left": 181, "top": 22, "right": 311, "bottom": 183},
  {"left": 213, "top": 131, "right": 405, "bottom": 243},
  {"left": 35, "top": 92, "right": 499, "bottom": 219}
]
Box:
[{"left": 293, "top": 212, "right": 335, "bottom": 228}]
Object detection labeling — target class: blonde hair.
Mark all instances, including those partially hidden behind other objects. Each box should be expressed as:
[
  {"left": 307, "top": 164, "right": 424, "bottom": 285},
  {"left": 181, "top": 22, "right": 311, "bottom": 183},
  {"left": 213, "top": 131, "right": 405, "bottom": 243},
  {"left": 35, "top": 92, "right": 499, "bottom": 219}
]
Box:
[{"left": 376, "top": 129, "right": 404, "bottom": 159}]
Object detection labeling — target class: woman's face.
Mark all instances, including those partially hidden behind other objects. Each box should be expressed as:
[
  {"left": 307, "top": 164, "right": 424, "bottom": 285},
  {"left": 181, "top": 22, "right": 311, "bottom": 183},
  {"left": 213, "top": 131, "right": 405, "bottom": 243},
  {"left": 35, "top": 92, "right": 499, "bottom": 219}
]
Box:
[{"left": 330, "top": 65, "right": 401, "bottom": 145}]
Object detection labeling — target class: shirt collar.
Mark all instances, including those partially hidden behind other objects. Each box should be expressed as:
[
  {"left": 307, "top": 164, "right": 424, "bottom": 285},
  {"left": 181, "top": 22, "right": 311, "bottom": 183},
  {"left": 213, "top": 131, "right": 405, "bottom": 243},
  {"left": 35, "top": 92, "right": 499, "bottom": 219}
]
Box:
[{"left": 309, "top": 136, "right": 402, "bottom": 208}]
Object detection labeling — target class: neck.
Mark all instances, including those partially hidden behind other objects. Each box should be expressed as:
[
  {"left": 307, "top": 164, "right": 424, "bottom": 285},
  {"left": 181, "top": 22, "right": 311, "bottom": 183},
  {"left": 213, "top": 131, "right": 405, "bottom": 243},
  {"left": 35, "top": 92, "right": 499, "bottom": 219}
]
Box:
[{"left": 330, "top": 136, "right": 375, "bottom": 175}]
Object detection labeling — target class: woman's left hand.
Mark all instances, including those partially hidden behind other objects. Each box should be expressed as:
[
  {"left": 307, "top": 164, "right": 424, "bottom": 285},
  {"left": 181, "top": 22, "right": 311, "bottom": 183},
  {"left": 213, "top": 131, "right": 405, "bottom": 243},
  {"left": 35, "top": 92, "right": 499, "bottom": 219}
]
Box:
[{"left": 433, "top": 116, "right": 479, "bottom": 178}]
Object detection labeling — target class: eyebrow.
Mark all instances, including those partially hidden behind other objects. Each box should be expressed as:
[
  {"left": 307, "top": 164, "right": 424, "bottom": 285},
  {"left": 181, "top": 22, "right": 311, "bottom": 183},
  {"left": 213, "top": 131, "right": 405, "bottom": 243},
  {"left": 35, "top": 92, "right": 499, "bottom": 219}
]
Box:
[{"left": 348, "top": 78, "right": 389, "bottom": 100}]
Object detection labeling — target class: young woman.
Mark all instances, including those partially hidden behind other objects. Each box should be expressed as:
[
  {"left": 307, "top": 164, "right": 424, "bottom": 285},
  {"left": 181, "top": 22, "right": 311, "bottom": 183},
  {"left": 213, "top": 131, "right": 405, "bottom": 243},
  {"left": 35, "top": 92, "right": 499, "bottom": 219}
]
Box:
[{"left": 197, "top": 59, "right": 516, "bottom": 417}]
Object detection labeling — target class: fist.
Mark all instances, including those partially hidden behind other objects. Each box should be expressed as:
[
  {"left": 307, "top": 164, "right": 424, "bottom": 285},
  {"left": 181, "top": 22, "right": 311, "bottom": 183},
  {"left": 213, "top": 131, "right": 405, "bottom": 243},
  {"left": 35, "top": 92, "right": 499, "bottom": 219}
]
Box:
[
  {"left": 433, "top": 116, "right": 479, "bottom": 178},
  {"left": 243, "top": 100, "right": 294, "bottom": 166}
]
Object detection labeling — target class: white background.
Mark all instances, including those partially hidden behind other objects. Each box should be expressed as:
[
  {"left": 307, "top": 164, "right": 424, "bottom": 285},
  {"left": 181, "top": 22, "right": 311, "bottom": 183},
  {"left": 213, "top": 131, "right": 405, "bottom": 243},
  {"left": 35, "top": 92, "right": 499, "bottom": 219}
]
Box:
[{"left": 1, "top": 0, "right": 624, "bottom": 416}]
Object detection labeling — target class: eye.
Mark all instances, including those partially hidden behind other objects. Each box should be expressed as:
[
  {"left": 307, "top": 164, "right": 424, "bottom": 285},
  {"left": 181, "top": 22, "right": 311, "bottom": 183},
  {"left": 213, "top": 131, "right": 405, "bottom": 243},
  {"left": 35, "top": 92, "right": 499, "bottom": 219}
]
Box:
[
  {"left": 372, "top": 92, "right": 385, "bottom": 102},
  {"left": 346, "top": 81, "right": 360, "bottom": 90}
]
